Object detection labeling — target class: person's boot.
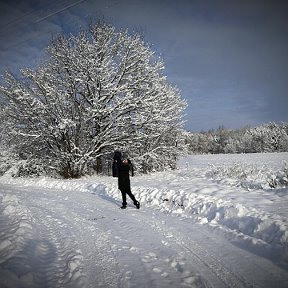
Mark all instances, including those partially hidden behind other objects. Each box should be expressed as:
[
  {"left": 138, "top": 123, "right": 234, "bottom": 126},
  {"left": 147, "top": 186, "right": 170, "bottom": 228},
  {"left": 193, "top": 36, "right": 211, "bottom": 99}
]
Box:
[
  {"left": 135, "top": 201, "right": 140, "bottom": 209},
  {"left": 120, "top": 204, "right": 127, "bottom": 209}
]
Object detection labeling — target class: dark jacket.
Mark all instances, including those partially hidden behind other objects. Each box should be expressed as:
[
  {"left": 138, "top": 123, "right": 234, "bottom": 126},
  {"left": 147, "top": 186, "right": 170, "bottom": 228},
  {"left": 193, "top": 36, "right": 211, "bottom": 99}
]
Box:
[
  {"left": 118, "top": 161, "right": 133, "bottom": 192},
  {"left": 112, "top": 151, "right": 134, "bottom": 191}
]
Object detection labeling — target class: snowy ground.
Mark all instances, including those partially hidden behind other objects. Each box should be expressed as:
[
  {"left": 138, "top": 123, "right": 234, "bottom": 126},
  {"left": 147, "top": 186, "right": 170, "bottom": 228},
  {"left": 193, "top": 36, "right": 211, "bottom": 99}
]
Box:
[{"left": 0, "top": 152, "right": 288, "bottom": 288}]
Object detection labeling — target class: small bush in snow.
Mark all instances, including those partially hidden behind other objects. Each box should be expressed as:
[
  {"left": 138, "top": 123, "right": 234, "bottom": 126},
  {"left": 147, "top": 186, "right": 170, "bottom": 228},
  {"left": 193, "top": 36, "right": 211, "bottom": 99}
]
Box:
[
  {"left": 8, "top": 159, "right": 47, "bottom": 177},
  {"left": 267, "top": 162, "right": 288, "bottom": 188},
  {"left": 207, "top": 162, "right": 288, "bottom": 190}
]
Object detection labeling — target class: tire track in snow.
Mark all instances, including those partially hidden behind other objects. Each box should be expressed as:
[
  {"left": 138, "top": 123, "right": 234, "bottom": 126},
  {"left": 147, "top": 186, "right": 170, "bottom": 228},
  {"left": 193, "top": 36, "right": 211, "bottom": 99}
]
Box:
[
  {"left": 11, "top": 203, "right": 82, "bottom": 288},
  {"left": 0, "top": 187, "right": 85, "bottom": 288},
  {"left": 103, "top": 208, "right": 211, "bottom": 288},
  {"left": 24, "top": 195, "right": 118, "bottom": 288},
  {"left": 2, "top": 185, "right": 127, "bottom": 288},
  {"left": 143, "top": 212, "right": 288, "bottom": 288},
  {"left": 166, "top": 233, "right": 251, "bottom": 288},
  {"left": 68, "top": 209, "right": 122, "bottom": 288},
  {"left": 108, "top": 215, "right": 164, "bottom": 288},
  {"left": 32, "top": 190, "right": 122, "bottom": 288},
  {"left": 83, "top": 204, "right": 158, "bottom": 288}
]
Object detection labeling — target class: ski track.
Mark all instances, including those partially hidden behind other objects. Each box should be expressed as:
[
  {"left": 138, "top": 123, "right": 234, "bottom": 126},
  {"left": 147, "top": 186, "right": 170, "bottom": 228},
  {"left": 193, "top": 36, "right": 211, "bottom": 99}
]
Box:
[{"left": 1, "top": 183, "right": 288, "bottom": 288}]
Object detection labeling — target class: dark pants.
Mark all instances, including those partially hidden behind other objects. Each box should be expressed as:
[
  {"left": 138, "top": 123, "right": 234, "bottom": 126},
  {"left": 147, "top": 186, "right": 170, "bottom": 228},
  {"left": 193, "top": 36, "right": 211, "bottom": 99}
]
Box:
[{"left": 120, "top": 189, "right": 137, "bottom": 206}]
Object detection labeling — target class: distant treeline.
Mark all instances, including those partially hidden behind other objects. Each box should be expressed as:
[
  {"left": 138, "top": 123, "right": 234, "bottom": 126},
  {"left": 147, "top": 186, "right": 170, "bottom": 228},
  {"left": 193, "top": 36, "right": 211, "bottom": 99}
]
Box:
[{"left": 184, "top": 122, "right": 288, "bottom": 154}]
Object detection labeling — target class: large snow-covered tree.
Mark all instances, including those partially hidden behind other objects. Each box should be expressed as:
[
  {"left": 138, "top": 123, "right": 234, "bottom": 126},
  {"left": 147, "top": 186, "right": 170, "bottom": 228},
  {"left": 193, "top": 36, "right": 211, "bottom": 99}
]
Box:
[{"left": 0, "top": 23, "right": 186, "bottom": 178}]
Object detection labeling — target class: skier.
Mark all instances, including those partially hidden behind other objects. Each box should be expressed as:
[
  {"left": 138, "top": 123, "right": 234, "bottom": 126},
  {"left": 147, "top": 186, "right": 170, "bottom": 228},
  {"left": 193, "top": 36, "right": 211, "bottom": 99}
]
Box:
[{"left": 113, "top": 151, "right": 140, "bottom": 209}]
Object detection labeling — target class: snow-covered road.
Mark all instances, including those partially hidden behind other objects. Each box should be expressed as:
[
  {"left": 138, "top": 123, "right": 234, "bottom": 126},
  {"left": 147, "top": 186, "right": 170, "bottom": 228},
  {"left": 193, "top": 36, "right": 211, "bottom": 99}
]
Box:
[
  {"left": 0, "top": 184, "right": 287, "bottom": 288},
  {"left": 1, "top": 153, "right": 288, "bottom": 287}
]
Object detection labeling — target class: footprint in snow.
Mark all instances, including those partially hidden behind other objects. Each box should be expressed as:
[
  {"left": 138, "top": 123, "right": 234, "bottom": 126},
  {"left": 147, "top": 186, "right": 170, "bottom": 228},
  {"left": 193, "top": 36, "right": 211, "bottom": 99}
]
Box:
[{"left": 152, "top": 267, "right": 162, "bottom": 273}]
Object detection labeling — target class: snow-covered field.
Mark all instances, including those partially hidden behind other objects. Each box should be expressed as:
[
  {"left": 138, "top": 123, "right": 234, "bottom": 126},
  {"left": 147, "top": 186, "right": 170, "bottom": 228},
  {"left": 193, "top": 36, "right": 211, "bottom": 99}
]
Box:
[{"left": 1, "top": 152, "right": 288, "bottom": 288}]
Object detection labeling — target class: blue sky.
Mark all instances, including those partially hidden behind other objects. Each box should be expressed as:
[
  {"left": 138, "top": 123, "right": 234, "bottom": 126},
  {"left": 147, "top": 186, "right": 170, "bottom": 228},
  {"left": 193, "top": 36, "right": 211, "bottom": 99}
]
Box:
[{"left": 0, "top": 0, "right": 287, "bottom": 132}]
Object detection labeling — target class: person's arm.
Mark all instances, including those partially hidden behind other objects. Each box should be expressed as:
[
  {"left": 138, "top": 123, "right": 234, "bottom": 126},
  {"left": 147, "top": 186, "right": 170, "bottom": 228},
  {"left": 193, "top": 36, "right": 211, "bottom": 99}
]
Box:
[
  {"left": 128, "top": 159, "right": 134, "bottom": 177},
  {"left": 112, "top": 152, "right": 122, "bottom": 177}
]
